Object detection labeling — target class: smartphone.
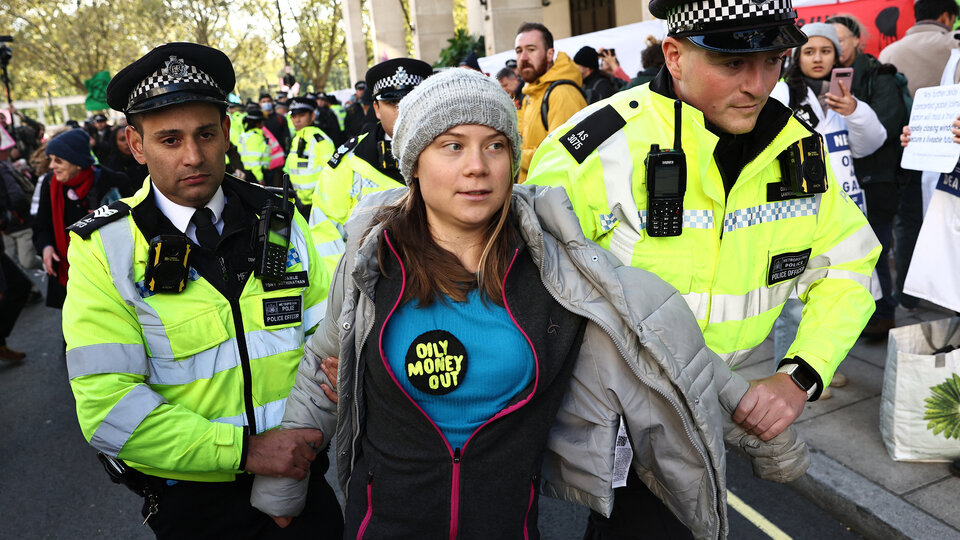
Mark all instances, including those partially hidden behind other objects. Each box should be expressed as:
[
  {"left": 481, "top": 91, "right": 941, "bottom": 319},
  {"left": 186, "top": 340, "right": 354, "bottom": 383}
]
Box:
[
  {"left": 608, "top": 48, "right": 616, "bottom": 56},
  {"left": 828, "top": 67, "right": 854, "bottom": 96}
]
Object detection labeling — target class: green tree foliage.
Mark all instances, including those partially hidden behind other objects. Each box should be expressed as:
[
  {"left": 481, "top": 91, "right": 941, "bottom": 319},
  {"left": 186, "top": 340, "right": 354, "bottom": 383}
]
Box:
[
  {"left": 0, "top": 0, "right": 292, "bottom": 106},
  {"left": 285, "top": 0, "right": 346, "bottom": 93},
  {"left": 433, "top": 29, "right": 484, "bottom": 69}
]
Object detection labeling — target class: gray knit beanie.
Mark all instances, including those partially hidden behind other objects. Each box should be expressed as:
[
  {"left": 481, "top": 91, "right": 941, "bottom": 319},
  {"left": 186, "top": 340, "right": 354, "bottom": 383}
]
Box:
[
  {"left": 392, "top": 68, "right": 521, "bottom": 183},
  {"left": 801, "top": 23, "right": 842, "bottom": 57}
]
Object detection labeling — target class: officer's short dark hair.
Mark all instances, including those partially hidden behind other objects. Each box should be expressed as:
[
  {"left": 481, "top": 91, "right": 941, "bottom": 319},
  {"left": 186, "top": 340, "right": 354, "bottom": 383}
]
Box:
[
  {"left": 495, "top": 67, "right": 517, "bottom": 81},
  {"left": 516, "top": 22, "right": 554, "bottom": 50},
  {"left": 125, "top": 105, "right": 227, "bottom": 136},
  {"left": 915, "top": 0, "right": 959, "bottom": 22}
]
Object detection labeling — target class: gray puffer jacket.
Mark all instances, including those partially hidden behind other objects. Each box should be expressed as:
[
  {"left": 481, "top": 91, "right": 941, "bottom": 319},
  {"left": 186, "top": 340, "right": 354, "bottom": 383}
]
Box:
[{"left": 252, "top": 185, "right": 809, "bottom": 539}]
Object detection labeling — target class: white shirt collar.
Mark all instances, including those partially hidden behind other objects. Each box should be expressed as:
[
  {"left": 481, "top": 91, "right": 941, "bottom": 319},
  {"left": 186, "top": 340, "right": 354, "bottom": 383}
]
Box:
[{"left": 152, "top": 183, "right": 226, "bottom": 238}]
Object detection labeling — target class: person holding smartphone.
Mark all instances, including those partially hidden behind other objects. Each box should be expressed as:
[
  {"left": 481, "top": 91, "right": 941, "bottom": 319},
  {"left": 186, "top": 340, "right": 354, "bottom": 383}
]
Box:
[{"left": 768, "top": 22, "right": 886, "bottom": 397}]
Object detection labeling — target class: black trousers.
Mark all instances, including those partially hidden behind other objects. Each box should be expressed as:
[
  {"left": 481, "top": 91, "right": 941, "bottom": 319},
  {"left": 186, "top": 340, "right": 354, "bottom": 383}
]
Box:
[
  {"left": 583, "top": 469, "right": 694, "bottom": 540},
  {"left": 145, "top": 453, "right": 343, "bottom": 540},
  {"left": 0, "top": 252, "right": 30, "bottom": 346}
]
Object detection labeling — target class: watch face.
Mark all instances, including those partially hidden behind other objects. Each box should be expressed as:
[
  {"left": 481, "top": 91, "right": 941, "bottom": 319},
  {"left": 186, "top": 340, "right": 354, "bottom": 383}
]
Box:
[{"left": 791, "top": 366, "right": 817, "bottom": 391}]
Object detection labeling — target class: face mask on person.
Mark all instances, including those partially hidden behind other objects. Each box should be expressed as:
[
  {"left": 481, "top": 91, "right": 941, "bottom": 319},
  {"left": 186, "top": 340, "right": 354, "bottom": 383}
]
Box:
[{"left": 261, "top": 102, "right": 273, "bottom": 112}]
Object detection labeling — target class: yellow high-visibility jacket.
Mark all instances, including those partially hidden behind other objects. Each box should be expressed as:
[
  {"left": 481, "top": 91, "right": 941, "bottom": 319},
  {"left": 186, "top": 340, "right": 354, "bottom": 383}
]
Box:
[
  {"left": 527, "top": 84, "right": 880, "bottom": 390},
  {"left": 239, "top": 128, "right": 271, "bottom": 184},
  {"left": 308, "top": 131, "right": 405, "bottom": 277},
  {"left": 64, "top": 176, "right": 328, "bottom": 482},
  {"left": 284, "top": 125, "right": 335, "bottom": 205}
]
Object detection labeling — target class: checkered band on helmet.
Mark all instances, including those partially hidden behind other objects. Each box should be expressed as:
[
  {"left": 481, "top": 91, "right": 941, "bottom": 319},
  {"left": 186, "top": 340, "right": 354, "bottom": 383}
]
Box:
[
  {"left": 127, "top": 55, "right": 223, "bottom": 110},
  {"left": 667, "top": 0, "right": 793, "bottom": 34},
  {"left": 372, "top": 66, "right": 425, "bottom": 96}
]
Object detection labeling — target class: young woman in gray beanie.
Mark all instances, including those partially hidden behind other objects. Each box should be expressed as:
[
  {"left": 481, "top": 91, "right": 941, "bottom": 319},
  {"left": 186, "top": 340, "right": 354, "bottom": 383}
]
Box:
[{"left": 252, "top": 68, "right": 809, "bottom": 539}]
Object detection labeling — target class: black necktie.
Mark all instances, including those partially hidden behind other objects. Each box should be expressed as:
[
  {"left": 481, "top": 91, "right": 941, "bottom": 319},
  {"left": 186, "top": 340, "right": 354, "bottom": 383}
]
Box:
[{"left": 190, "top": 208, "right": 220, "bottom": 250}]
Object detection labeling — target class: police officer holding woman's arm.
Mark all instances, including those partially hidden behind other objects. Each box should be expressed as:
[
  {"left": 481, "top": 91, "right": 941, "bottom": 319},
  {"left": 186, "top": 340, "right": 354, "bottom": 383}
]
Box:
[
  {"left": 64, "top": 43, "right": 342, "bottom": 539},
  {"left": 527, "top": 0, "right": 881, "bottom": 536}
]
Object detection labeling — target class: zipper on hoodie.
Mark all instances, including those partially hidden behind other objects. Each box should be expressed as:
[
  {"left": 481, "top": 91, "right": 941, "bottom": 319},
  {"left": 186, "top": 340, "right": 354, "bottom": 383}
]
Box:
[
  {"left": 450, "top": 448, "right": 461, "bottom": 540},
  {"left": 523, "top": 478, "right": 536, "bottom": 540},
  {"left": 356, "top": 471, "right": 374, "bottom": 539}
]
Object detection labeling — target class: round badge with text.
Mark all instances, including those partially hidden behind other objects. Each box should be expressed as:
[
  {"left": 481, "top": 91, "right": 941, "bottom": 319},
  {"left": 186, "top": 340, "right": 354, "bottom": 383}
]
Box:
[{"left": 404, "top": 330, "right": 468, "bottom": 396}]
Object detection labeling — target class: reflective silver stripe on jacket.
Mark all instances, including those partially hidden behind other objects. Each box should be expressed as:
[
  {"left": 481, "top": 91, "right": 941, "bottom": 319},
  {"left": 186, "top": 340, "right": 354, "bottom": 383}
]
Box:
[
  {"left": 212, "top": 397, "right": 286, "bottom": 434},
  {"left": 90, "top": 384, "right": 167, "bottom": 456},
  {"left": 100, "top": 219, "right": 174, "bottom": 357},
  {"left": 599, "top": 131, "right": 642, "bottom": 267},
  {"left": 315, "top": 238, "right": 345, "bottom": 258},
  {"left": 304, "top": 300, "right": 327, "bottom": 331},
  {"left": 707, "top": 279, "right": 795, "bottom": 325},
  {"left": 67, "top": 343, "right": 149, "bottom": 379}
]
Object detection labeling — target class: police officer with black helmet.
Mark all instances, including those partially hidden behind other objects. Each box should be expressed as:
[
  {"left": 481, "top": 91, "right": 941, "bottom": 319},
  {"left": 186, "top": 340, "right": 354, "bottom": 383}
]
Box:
[
  {"left": 64, "top": 42, "right": 343, "bottom": 539},
  {"left": 307, "top": 58, "right": 433, "bottom": 274},
  {"left": 528, "top": 0, "right": 880, "bottom": 538}
]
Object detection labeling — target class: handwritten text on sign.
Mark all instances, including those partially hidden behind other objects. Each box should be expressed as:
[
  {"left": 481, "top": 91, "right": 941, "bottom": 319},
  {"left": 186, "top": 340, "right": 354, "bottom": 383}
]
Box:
[{"left": 902, "top": 84, "right": 960, "bottom": 173}]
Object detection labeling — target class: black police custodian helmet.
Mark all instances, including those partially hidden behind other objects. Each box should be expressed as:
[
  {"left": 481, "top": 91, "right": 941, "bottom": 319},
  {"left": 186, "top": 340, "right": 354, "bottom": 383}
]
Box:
[
  {"left": 365, "top": 58, "right": 433, "bottom": 102},
  {"left": 106, "top": 42, "right": 235, "bottom": 115},
  {"left": 650, "top": 0, "right": 806, "bottom": 53}
]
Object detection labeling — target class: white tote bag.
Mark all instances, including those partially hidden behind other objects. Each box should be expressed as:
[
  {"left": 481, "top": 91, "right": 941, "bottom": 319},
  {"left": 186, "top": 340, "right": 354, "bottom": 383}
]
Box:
[{"left": 880, "top": 317, "right": 960, "bottom": 462}]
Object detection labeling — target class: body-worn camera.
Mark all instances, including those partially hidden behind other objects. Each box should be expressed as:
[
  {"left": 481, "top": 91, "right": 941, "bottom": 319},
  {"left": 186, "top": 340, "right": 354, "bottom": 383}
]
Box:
[
  {"left": 645, "top": 99, "right": 686, "bottom": 237},
  {"left": 145, "top": 235, "right": 192, "bottom": 293},
  {"left": 778, "top": 134, "right": 827, "bottom": 196}
]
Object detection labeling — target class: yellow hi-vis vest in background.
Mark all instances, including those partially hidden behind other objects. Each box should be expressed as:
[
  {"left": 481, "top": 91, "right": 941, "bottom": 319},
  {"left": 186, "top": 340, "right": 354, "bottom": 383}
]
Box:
[
  {"left": 284, "top": 125, "right": 335, "bottom": 205},
  {"left": 64, "top": 177, "right": 328, "bottom": 482},
  {"left": 308, "top": 133, "right": 405, "bottom": 277},
  {"left": 239, "top": 128, "right": 271, "bottom": 184},
  {"left": 527, "top": 84, "right": 881, "bottom": 386}
]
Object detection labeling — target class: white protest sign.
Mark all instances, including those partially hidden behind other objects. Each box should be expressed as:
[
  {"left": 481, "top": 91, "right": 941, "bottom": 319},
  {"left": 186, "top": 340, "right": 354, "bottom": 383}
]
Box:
[
  {"left": 901, "top": 84, "right": 960, "bottom": 173},
  {"left": 0, "top": 124, "right": 13, "bottom": 151}
]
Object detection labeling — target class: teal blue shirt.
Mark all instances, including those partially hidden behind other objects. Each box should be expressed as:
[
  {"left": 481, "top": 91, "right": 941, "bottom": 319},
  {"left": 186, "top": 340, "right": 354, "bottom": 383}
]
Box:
[{"left": 382, "top": 289, "right": 535, "bottom": 450}]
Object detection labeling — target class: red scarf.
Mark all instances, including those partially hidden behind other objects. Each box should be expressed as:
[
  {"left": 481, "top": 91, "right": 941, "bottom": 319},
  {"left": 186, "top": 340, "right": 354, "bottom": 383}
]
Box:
[{"left": 50, "top": 167, "right": 95, "bottom": 287}]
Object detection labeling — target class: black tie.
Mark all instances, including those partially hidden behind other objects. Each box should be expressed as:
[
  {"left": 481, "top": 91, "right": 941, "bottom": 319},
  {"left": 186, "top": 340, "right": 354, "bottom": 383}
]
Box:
[{"left": 190, "top": 208, "right": 220, "bottom": 250}]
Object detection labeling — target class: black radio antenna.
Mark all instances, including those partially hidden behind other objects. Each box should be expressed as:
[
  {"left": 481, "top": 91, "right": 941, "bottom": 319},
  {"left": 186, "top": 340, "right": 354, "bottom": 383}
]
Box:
[
  {"left": 673, "top": 99, "right": 682, "bottom": 152},
  {"left": 281, "top": 173, "right": 291, "bottom": 211}
]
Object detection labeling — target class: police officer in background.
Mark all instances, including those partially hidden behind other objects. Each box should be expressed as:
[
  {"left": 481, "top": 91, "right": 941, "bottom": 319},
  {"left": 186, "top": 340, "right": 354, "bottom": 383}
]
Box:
[
  {"left": 307, "top": 58, "right": 432, "bottom": 277},
  {"left": 309, "top": 92, "right": 345, "bottom": 147},
  {"left": 343, "top": 80, "right": 368, "bottom": 138},
  {"left": 527, "top": 0, "right": 881, "bottom": 537},
  {"left": 64, "top": 43, "right": 342, "bottom": 539},
  {"left": 283, "top": 96, "right": 335, "bottom": 209}
]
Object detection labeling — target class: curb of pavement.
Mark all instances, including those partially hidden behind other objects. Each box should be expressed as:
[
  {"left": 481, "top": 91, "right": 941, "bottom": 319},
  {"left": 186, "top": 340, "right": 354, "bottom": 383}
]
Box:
[{"left": 788, "top": 449, "right": 960, "bottom": 540}]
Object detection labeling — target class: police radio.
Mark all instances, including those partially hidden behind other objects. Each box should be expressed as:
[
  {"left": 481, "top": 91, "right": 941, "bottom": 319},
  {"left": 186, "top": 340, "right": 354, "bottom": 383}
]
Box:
[
  {"left": 644, "top": 99, "right": 687, "bottom": 237},
  {"left": 254, "top": 175, "right": 294, "bottom": 282},
  {"left": 778, "top": 134, "right": 827, "bottom": 196},
  {"left": 144, "top": 235, "right": 192, "bottom": 293}
]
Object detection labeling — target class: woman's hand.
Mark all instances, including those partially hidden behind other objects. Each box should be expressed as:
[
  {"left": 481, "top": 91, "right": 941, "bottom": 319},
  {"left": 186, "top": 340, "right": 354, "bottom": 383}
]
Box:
[
  {"left": 952, "top": 115, "right": 960, "bottom": 144},
  {"left": 320, "top": 356, "right": 339, "bottom": 404},
  {"left": 900, "top": 125, "right": 911, "bottom": 147},
  {"left": 42, "top": 245, "right": 59, "bottom": 277},
  {"left": 825, "top": 80, "right": 857, "bottom": 116}
]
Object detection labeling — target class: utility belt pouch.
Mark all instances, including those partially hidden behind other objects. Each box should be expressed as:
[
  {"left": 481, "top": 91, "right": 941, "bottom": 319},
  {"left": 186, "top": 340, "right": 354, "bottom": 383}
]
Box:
[
  {"left": 778, "top": 135, "right": 827, "bottom": 196},
  {"left": 97, "top": 452, "right": 163, "bottom": 499}
]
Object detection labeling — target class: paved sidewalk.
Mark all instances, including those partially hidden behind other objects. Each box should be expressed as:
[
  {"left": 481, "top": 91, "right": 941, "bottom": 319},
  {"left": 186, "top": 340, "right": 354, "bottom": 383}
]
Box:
[{"left": 736, "top": 302, "right": 960, "bottom": 540}]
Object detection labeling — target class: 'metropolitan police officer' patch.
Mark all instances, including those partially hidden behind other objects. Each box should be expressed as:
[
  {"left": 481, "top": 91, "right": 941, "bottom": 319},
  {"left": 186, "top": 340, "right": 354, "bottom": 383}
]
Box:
[
  {"left": 768, "top": 248, "right": 811, "bottom": 285},
  {"left": 405, "top": 330, "right": 467, "bottom": 396}
]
